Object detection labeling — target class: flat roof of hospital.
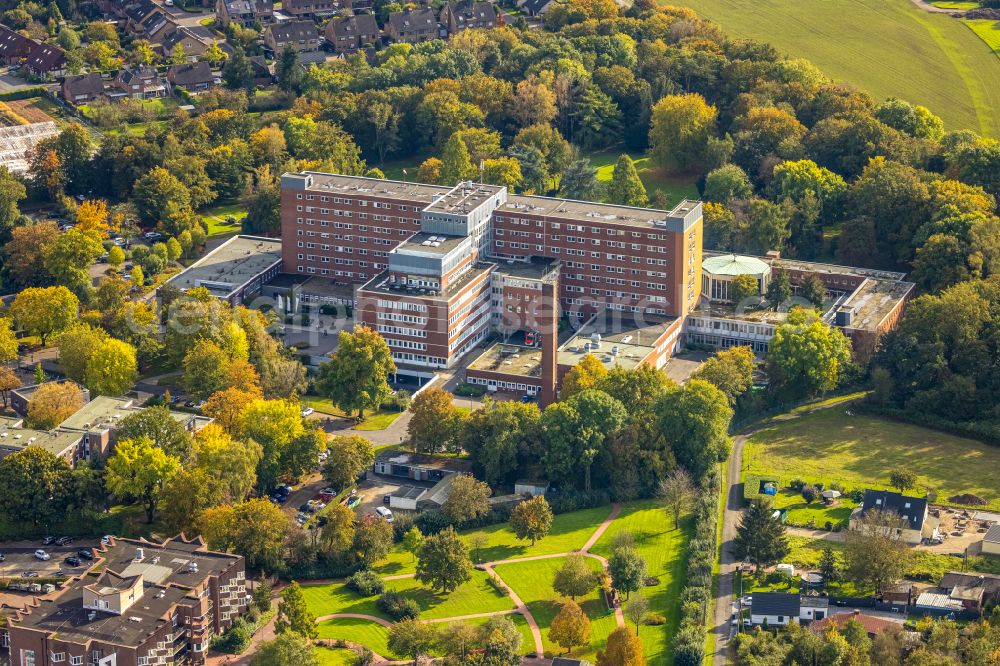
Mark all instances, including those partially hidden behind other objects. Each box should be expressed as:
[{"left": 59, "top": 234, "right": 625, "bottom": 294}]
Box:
[
  {"left": 469, "top": 343, "right": 543, "bottom": 378},
  {"left": 424, "top": 182, "right": 505, "bottom": 215},
  {"left": 558, "top": 312, "right": 678, "bottom": 371},
  {"left": 392, "top": 232, "right": 468, "bottom": 256},
  {"left": 163, "top": 235, "right": 281, "bottom": 297},
  {"left": 359, "top": 263, "right": 493, "bottom": 300},
  {"left": 292, "top": 171, "right": 450, "bottom": 203}
]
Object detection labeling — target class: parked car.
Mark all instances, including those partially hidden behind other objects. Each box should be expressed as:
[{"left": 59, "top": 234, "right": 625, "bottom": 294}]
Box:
[
  {"left": 299, "top": 503, "right": 315, "bottom": 513},
  {"left": 520, "top": 394, "right": 534, "bottom": 403},
  {"left": 0, "top": 552, "right": 5, "bottom": 562},
  {"left": 34, "top": 550, "right": 50, "bottom": 561},
  {"left": 383, "top": 494, "right": 391, "bottom": 505},
  {"left": 301, "top": 407, "right": 315, "bottom": 417},
  {"left": 101, "top": 535, "right": 115, "bottom": 546},
  {"left": 77, "top": 548, "right": 94, "bottom": 560},
  {"left": 375, "top": 506, "right": 394, "bottom": 523},
  {"left": 64, "top": 555, "right": 81, "bottom": 566},
  {"left": 143, "top": 231, "right": 162, "bottom": 241},
  {"left": 21, "top": 571, "right": 39, "bottom": 578},
  {"left": 55, "top": 536, "right": 73, "bottom": 546},
  {"left": 41, "top": 536, "right": 55, "bottom": 545}
]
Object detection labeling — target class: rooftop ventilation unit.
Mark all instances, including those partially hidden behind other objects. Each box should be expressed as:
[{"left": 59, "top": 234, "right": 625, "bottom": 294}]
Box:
[{"left": 135, "top": 547, "right": 144, "bottom": 561}]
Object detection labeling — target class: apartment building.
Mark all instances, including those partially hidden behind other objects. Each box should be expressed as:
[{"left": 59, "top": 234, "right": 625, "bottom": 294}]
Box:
[
  {"left": 279, "top": 172, "right": 701, "bottom": 394},
  {"left": 5, "top": 535, "right": 248, "bottom": 666}
]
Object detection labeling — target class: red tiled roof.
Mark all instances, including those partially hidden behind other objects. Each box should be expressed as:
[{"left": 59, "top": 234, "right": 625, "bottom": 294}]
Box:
[{"left": 811, "top": 611, "right": 898, "bottom": 636}]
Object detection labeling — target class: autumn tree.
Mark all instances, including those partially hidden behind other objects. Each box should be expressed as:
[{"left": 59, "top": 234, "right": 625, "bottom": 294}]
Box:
[
  {"left": 560, "top": 354, "right": 609, "bottom": 399},
  {"left": 597, "top": 626, "right": 646, "bottom": 666},
  {"left": 192, "top": 423, "right": 261, "bottom": 501},
  {"left": 549, "top": 598, "right": 590, "bottom": 655},
  {"left": 85, "top": 338, "right": 138, "bottom": 396},
  {"left": 388, "top": 618, "right": 437, "bottom": 666},
  {"left": 844, "top": 509, "right": 911, "bottom": 595},
  {"left": 416, "top": 526, "right": 472, "bottom": 593},
  {"left": 407, "top": 387, "right": 461, "bottom": 453},
  {"left": 553, "top": 553, "right": 596, "bottom": 599},
  {"left": 11, "top": 286, "right": 79, "bottom": 345},
  {"left": 509, "top": 495, "right": 553, "bottom": 545},
  {"left": 440, "top": 132, "right": 476, "bottom": 184},
  {"left": 692, "top": 346, "right": 755, "bottom": 406},
  {"left": 27, "top": 381, "right": 84, "bottom": 429},
  {"left": 402, "top": 526, "right": 424, "bottom": 562},
  {"left": 443, "top": 473, "right": 492, "bottom": 523},
  {"left": 2, "top": 222, "right": 58, "bottom": 288},
  {"left": 0, "top": 367, "right": 21, "bottom": 408},
  {"left": 200, "top": 499, "right": 293, "bottom": 571},
  {"left": 315, "top": 326, "right": 395, "bottom": 419},
  {"left": 106, "top": 436, "right": 182, "bottom": 523}
]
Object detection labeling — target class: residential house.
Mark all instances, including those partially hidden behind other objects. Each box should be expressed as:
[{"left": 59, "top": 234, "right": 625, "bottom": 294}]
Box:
[
  {"left": 439, "top": 0, "right": 500, "bottom": 33},
  {"left": 0, "top": 25, "right": 35, "bottom": 66},
  {"left": 750, "top": 592, "right": 800, "bottom": 626},
  {"left": 324, "top": 13, "right": 380, "bottom": 53},
  {"left": 113, "top": 65, "right": 169, "bottom": 98},
  {"left": 282, "top": 0, "right": 338, "bottom": 18},
  {"left": 914, "top": 592, "right": 965, "bottom": 616},
  {"left": 848, "top": 489, "right": 939, "bottom": 545},
  {"left": 124, "top": 0, "right": 169, "bottom": 37},
  {"left": 939, "top": 572, "right": 1000, "bottom": 613},
  {"left": 982, "top": 524, "right": 1000, "bottom": 556},
  {"left": 811, "top": 610, "right": 901, "bottom": 637},
  {"left": 384, "top": 7, "right": 440, "bottom": 43},
  {"left": 168, "top": 61, "right": 218, "bottom": 92},
  {"left": 249, "top": 55, "right": 273, "bottom": 86},
  {"left": 61, "top": 72, "right": 108, "bottom": 104},
  {"left": 215, "top": 0, "right": 273, "bottom": 27},
  {"left": 517, "top": 0, "right": 555, "bottom": 18},
  {"left": 799, "top": 596, "right": 829, "bottom": 622},
  {"left": 263, "top": 19, "right": 321, "bottom": 53},
  {"left": 161, "top": 26, "right": 210, "bottom": 60},
  {"left": 24, "top": 42, "right": 65, "bottom": 78},
  {"left": 882, "top": 582, "right": 913, "bottom": 609}
]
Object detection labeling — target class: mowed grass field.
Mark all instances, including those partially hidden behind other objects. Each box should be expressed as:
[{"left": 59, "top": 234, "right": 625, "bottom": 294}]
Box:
[
  {"left": 671, "top": 0, "right": 1000, "bottom": 135},
  {"left": 744, "top": 410, "right": 1000, "bottom": 509}
]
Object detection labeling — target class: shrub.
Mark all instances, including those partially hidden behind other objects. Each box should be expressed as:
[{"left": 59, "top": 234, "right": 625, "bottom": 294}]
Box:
[
  {"left": 354, "top": 648, "right": 375, "bottom": 666},
  {"left": 347, "top": 570, "right": 384, "bottom": 597},
  {"left": 644, "top": 613, "right": 666, "bottom": 626},
  {"left": 377, "top": 591, "right": 420, "bottom": 621},
  {"left": 849, "top": 489, "right": 865, "bottom": 503},
  {"left": 212, "top": 618, "right": 253, "bottom": 654},
  {"left": 454, "top": 382, "right": 488, "bottom": 397},
  {"left": 801, "top": 484, "right": 819, "bottom": 504},
  {"left": 789, "top": 479, "right": 806, "bottom": 491},
  {"left": 643, "top": 576, "right": 660, "bottom": 587}
]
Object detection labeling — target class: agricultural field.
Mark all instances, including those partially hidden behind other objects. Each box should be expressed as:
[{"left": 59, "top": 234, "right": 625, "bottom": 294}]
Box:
[
  {"left": 301, "top": 501, "right": 689, "bottom": 663},
  {"left": 964, "top": 18, "right": 1000, "bottom": 57},
  {"left": 673, "top": 0, "right": 1000, "bottom": 135},
  {"left": 743, "top": 409, "right": 1000, "bottom": 510}
]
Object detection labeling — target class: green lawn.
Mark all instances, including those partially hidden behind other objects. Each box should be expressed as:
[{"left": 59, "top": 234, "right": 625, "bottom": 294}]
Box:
[
  {"left": 932, "top": 0, "right": 981, "bottom": 8},
  {"left": 589, "top": 501, "right": 692, "bottom": 664},
  {"left": 315, "top": 648, "right": 357, "bottom": 666},
  {"left": 587, "top": 150, "right": 699, "bottom": 208},
  {"left": 374, "top": 504, "right": 616, "bottom": 576},
  {"left": 770, "top": 489, "right": 857, "bottom": 530},
  {"left": 964, "top": 18, "right": 1000, "bottom": 56},
  {"left": 743, "top": 410, "right": 1000, "bottom": 510},
  {"left": 494, "top": 556, "right": 619, "bottom": 661},
  {"left": 300, "top": 395, "right": 404, "bottom": 431},
  {"left": 672, "top": 0, "right": 1000, "bottom": 135},
  {"left": 316, "top": 617, "right": 391, "bottom": 656}
]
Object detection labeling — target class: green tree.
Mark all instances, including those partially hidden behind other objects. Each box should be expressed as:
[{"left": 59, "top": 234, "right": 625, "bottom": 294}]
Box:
[
  {"left": 250, "top": 633, "right": 317, "bottom": 666},
  {"left": 354, "top": 513, "right": 394, "bottom": 566},
  {"left": 84, "top": 337, "right": 137, "bottom": 396},
  {"left": 559, "top": 159, "right": 601, "bottom": 200},
  {"left": 843, "top": 509, "right": 910, "bottom": 595},
  {"left": 200, "top": 499, "right": 292, "bottom": 571},
  {"left": 691, "top": 346, "right": 755, "bottom": 406},
  {"left": 223, "top": 47, "right": 253, "bottom": 92},
  {"left": 276, "top": 44, "right": 301, "bottom": 92},
  {"left": 443, "top": 474, "right": 492, "bottom": 523},
  {"left": 731, "top": 274, "right": 760, "bottom": 305},
  {"left": 160, "top": 467, "right": 227, "bottom": 535},
  {"left": 0, "top": 447, "right": 74, "bottom": 526},
  {"left": 275, "top": 582, "right": 317, "bottom": 639},
  {"left": 43, "top": 228, "right": 104, "bottom": 291},
  {"left": 765, "top": 269, "right": 793, "bottom": 310},
  {"left": 655, "top": 380, "right": 731, "bottom": 479},
  {"left": 818, "top": 546, "right": 837, "bottom": 586},
  {"left": 608, "top": 547, "right": 646, "bottom": 600},
  {"left": 11, "top": 286, "right": 79, "bottom": 346},
  {"left": 888, "top": 467, "right": 917, "bottom": 494},
  {"left": 440, "top": 132, "right": 476, "bottom": 184},
  {"left": 704, "top": 164, "right": 752, "bottom": 204},
  {"left": 402, "top": 526, "right": 424, "bottom": 562},
  {"left": 315, "top": 326, "right": 395, "bottom": 419},
  {"left": 0, "top": 165, "right": 26, "bottom": 238},
  {"left": 321, "top": 435, "right": 375, "bottom": 490},
  {"left": 407, "top": 386, "right": 461, "bottom": 453},
  {"left": 767, "top": 309, "right": 853, "bottom": 396},
  {"left": 623, "top": 597, "right": 649, "bottom": 638},
  {"left": 461, "top": 399, "right": 541, "bottom": 486},
  {"left": 416, "top": 526, "right": 473, "bottom": 593},
  {"left": 108, "top": 244, "right": 125, "bottom": 268},
  {"left": 800, "top": 273, "right": 828, "bottom": 308},
  {"left": 192, "top": 423, "right": 261, "bottom": 500},
  {"left": 553, "top": 553, "right": 596, "bottom": 599},
  {"left": 132, "top": 167, "right": 191, "bottom": 228},
  {"left": 733, "top": 497, "right": 790, "bottom": 573},
  {"left": 388, "top": 618, "right": 437, "bottom": 666},
  {"left": 649, "top": 93, "right": 717, "bottom": 171},
  {"left": 606, "top": 154, "right": 647, "bottom": 207},
  {"left": 118, "top": 406, "right": 194, "bottom": 462},
  {"left": 105, "top": 436, "right": 181, "bottom": 523},
  {"left": 549, "top": 598, "right": 590, "bottom": 655}
]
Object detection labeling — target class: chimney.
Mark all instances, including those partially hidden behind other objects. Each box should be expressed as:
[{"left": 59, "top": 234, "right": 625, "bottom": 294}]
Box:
[
  {"left": 538, "top": 279, "right": 558, "bottom": 408},
  {"left": 135, "top": 547, "right": 144, "bottom": 561}
]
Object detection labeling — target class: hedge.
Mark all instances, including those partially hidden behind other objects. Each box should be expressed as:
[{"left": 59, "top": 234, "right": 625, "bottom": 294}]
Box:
[
  {"left": 672, "top": 467, "right": 722, "bottom": 666},
  {"left": 0, "top": 87, "right": 47, "bottom": 101}
]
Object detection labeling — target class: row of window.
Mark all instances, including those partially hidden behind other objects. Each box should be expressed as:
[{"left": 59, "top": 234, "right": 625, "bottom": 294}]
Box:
[{"left": 298, "top": 193, "right": 422, "bottom": 212}]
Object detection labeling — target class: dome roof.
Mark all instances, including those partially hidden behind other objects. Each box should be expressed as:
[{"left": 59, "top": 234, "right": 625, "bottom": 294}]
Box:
[{"left": 702, "top": 254, "right": 770, "bottom": 277}]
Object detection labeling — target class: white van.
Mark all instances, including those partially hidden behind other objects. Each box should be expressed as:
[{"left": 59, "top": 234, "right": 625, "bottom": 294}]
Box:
[{"left": 375, "top": 506, "right": 394, "bottom": 523}]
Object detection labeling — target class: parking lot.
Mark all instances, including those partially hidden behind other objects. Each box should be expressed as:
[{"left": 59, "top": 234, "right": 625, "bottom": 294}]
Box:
[{"left": 0, "top": 539, "right": 101, "bottom": 578}]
